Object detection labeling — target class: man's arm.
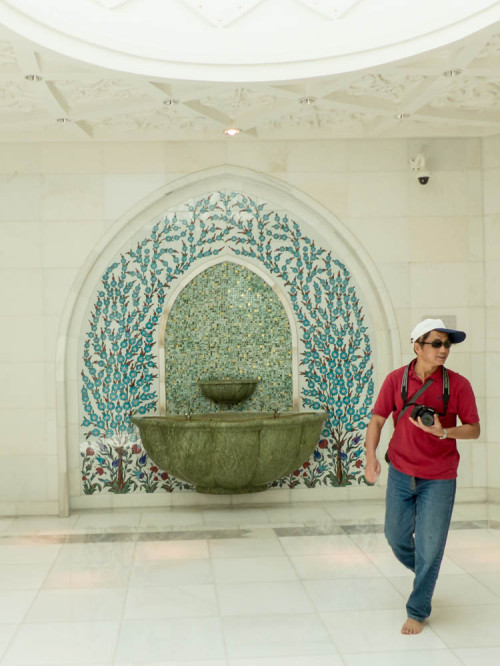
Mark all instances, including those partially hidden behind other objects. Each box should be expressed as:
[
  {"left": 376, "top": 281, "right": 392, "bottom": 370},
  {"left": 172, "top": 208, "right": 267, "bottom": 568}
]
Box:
[{"left": 364, "top": 413, "right": 386, "bottom": 484}]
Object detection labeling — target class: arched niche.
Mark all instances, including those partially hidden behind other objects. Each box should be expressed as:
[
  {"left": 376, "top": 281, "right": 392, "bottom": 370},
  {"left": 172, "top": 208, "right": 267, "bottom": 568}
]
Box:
[
  {"left": 159, "top": 258, "right": 299, "bottom": 415},
  {"left": 57, "top": 166, "right": 399, "bottom": 514}
]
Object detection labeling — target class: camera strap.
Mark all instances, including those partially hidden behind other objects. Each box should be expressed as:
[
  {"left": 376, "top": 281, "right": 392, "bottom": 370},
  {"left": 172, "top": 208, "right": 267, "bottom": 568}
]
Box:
[
  {"left": 397, "top": 364, "right": 450, "bottom": 424},
  {"left": 386, "top": 365, "right": 450, "bottom": 464}
]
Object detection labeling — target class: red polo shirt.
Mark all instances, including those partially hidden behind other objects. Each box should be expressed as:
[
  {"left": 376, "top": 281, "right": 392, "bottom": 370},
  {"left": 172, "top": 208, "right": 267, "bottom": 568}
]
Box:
[{"left": 372, "top": 361, "right": 479, "bottom": 479}]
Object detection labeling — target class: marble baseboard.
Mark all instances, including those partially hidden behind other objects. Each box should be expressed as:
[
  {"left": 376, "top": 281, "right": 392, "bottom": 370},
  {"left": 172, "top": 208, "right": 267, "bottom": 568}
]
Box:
[
  {"left": 1, "top": 486, "right": 493, "bottom": 518},
  {"left": 0, "top": 500, "right": 60, "bottom": 517},
  {"left": 487, "top": 487, "right": 500, "bottom": 503},
  {"left": 69, "top": 485, "right": 388, "bottom": 512}
]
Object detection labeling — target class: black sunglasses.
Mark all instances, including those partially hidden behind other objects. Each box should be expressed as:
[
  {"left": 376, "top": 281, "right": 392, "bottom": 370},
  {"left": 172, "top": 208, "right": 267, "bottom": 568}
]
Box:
[{"left": 420, "top": 340, "right": 452, "bottom": 349}]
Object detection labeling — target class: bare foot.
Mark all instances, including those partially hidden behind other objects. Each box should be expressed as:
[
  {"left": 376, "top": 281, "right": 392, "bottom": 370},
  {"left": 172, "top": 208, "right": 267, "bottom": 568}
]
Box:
[{"left": 401, "top": 618, "right": 424, "bottom": 634}]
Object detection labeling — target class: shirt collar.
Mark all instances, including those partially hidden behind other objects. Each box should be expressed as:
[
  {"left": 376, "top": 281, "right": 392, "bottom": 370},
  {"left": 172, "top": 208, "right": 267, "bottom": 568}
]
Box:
[{"left": 408, "top": 358, "right": 443, "bottom": 383}]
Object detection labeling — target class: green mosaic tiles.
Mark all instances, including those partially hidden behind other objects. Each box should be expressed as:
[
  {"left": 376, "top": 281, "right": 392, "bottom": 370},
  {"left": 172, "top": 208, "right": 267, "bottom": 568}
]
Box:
[{"left": 164, "top": 262, "right": 293, "bottom": 413}]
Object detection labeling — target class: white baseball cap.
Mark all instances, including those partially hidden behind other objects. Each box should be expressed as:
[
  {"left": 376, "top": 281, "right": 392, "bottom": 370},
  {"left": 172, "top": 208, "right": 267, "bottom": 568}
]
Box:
[{"left": 411, "top": 318, "right": 466, "bottom": 344}]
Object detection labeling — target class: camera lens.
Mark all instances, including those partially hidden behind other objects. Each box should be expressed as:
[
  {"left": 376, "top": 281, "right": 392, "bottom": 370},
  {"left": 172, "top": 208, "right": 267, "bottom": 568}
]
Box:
[{"left": 420, "top": 411, "right": 435, "bottom": 427}]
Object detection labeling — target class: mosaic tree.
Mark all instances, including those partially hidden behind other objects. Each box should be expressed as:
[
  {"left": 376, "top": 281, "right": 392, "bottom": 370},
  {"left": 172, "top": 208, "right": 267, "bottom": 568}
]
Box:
[{"left": 80, "top": 191, "right": 374, "bottom": 493}]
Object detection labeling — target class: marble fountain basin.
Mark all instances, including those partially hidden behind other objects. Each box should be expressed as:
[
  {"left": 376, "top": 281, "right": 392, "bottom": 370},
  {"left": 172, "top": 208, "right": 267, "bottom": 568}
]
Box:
[{"left": 131, "top": 411, "right": 327, "bottom": 494}]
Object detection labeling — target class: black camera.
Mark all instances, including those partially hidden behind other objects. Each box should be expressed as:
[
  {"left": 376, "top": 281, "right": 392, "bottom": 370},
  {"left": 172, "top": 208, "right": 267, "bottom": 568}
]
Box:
[{"left": 411, "top": 405, "right": 436, "bottom": 427}]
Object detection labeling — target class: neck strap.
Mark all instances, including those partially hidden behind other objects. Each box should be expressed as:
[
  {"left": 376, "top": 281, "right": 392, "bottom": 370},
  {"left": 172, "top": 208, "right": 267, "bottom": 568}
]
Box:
[{"left": 400, "top": 362, "right": 449, "bottom": 416}]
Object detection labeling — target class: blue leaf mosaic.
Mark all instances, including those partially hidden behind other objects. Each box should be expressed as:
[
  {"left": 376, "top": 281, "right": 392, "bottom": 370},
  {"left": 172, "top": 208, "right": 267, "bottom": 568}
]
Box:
[{"left": 79, "top": 190, "right": 374, "bottom": 493}]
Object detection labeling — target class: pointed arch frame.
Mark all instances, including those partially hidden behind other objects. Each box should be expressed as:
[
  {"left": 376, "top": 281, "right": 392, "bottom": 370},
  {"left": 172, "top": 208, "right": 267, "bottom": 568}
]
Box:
[{"left": 56, "top": 165, "right": 400, "bottom": 515}]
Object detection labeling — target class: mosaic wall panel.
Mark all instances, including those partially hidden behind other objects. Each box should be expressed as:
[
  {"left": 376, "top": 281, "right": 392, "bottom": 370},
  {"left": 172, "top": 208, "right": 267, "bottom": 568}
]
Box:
[
  {"left": 79, "top": 190, "right": 374, "bottom": 494},
  {"left": 164, "top": 262, "right": 293, "bottom": 413}
]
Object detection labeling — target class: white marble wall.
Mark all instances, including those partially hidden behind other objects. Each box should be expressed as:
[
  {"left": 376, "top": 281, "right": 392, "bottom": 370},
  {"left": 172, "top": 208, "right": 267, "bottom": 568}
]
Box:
[
  {"left": 483, "top": 135, "right": 500, "bottom": 499},
  {"left": 0, "top": 137, "right": 495, "bottom": 515}
]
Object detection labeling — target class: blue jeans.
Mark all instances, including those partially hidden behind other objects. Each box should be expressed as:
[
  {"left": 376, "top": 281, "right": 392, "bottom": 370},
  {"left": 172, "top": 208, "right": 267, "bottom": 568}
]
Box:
[{"left": 384, "top": 464, "right": 456, "bottom": 622}]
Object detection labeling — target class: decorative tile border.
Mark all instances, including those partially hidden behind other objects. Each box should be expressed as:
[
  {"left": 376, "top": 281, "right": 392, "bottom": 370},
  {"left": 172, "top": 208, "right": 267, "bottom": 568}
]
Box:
[{"left": 79, "top": 190, "right": 374, "bottom": 494}]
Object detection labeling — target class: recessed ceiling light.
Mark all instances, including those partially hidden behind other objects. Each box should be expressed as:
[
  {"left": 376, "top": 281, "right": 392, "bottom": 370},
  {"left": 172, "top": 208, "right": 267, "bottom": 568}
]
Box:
[
  {"left": 299, "top": 96, "right": 317, "bottom": 105},
  {"left": 443, "top": 68, "right": 463, "bottom": 77},
  {"left": 163, "top": 98, "right": 179, "bottom": 106},
  {"left": 224, "top": 128, "right": 240, "bottom": 136},
  {"left": 394, "top": 113, "right": 410, "bottom": 120},
  {"left": 25, "top": 74, "right": 42, "bottom": 82}
]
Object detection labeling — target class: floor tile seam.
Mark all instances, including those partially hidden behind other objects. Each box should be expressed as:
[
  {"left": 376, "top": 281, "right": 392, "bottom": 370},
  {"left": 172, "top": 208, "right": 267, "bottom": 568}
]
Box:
[
  {"left": 208, "top": 552, "right": 286, "bottom": 561},
  {"left": 369, "top": 561, "right": 410, "bottom": 602},
  {"left": 0, "top": 616, "right": 29, "bottom": 665},
  {"left": 425, "top": 616, "right": 497, "bottom": 651},
  {"left": 438, "top": 570, "right": 500, "bottom": 599},
  {"left": 448, "top": 646, "right": 482, "bottom": 665},
  {"left": 111, "top": 574, "right": 134, "bottom": 666},
  {"left": 296, "top": 565, "right": 347, "bottom": 620},
  {"left": 466, "top": 574, "right": 500, "bottom": 599},
  {"left": 364, "top": 551, "right": 406, "bottom": 580},
  {"left": 309, "top": 608, "right": 348, "bottom": 657},
  {"left": 211, "top": 568, "right": 235, "bottom": 661},
  {"left": 18, "top": 544, "right": 68, "bottom": 615},
  {"left": 446, "top": 541, "right": 500, "bottom": 553}
]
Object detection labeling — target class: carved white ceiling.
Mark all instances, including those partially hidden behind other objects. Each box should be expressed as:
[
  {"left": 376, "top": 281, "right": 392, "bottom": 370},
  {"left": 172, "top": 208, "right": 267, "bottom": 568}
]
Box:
[
  {"left": 2, "top": 0, "right": 499, "bottom": 81},
  {"left": 0, "top": 11, "right": 499, "bottom": 141}
]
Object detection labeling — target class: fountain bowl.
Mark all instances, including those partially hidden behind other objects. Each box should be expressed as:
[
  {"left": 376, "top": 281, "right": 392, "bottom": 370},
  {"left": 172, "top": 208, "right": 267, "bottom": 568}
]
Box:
[
  {"left": 132, "top": 410, "right": 328, "bottom": 494},
  {"left": 197, "top": 378, "right": 259, "bottom": 404}
]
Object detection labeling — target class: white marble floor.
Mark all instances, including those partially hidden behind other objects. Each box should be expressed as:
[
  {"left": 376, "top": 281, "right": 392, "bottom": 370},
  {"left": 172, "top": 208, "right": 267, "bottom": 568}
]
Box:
[{"left": 0, "top": 500, "right": 499, "bottom": 666}]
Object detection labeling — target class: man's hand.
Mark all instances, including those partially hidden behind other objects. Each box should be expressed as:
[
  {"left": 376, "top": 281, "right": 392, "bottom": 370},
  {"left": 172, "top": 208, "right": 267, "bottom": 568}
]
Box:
[
  {"left": 409, "top": 413, "right": 444, "bottom": 437},
  {"left": 364, "top": 458, "right": 381, "bottom": 485},
  {"left": 409, "top": 414, "right": 481, "bottom": 441},
  {"left": 364, "top": 413, "right": 386, "bottom": 485}
]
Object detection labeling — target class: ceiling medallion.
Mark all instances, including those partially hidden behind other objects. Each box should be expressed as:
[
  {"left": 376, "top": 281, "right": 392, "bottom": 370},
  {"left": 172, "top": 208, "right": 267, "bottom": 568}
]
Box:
[
  {"left": 296, "top": 0, "right": 362, "bottom": 20},
  {"left": 224, "top": 128, "right": 240, "bottom": 136},
  {"left": 90, "top": 1, "right": 132, "bottom": 8},
  {"left": 442, "top": 68, "right": 463, "bottom": 77},
  {"left": 180, "top": 0, "right": 265, "bottom": 28}
]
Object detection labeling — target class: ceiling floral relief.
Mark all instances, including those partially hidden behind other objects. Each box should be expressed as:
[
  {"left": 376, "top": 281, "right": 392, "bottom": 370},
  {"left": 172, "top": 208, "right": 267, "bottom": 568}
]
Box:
[
  {"left": 0, "top": 80, "right": 39, "bottom": 114},
  {"left": 430, "top": 77, "right": 500, "bottom": 111},
  {"left": 95, "top": 108, "right": 200, "bottom": 134},
  {"left": 52, "top": 79, "right": 140, "bottom": 107},
  {"left": 346, "top": 74, "right": 427, "bottom": 104},
  {"left": 266, "top": 107, "right": 373, "bottom": 129},
  {"left": 199, "top": 88, "right": 276, "bottom": 118},
  {"left": 0, "top": 39, "right": 16, "bottom": 67},
  {"left": 478, "top": 33, "right": 500, "bottom": 57},
  {"left": 0, "top": 7, "right": 499, "bottom": 139}
]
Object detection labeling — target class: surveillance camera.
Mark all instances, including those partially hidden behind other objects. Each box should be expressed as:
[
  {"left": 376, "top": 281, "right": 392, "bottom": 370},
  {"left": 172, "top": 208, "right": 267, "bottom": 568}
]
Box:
[{"left": 417, "top": 171, "right": 430, "bottom": 185}]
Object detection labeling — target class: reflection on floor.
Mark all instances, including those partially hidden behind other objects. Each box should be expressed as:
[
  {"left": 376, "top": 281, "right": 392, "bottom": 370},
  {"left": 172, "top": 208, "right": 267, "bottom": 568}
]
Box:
[{"left": 0, "top": 500, "right": 500, "bottom": 665}]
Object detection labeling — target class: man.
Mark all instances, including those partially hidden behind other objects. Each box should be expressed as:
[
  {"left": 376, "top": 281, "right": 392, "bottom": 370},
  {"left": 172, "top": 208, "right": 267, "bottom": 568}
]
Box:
[{"left": 364, "top": 318, "right": 480, "bottom": 635}]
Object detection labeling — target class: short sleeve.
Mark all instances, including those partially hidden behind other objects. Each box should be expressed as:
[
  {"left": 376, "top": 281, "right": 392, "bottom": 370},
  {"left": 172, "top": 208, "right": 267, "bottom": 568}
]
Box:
[
  {"left": 456, "top": 377, "right": 480, "bottom": 425},
  {"left": 372, "top": 372, "right": 397, "bottom": 419}
]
